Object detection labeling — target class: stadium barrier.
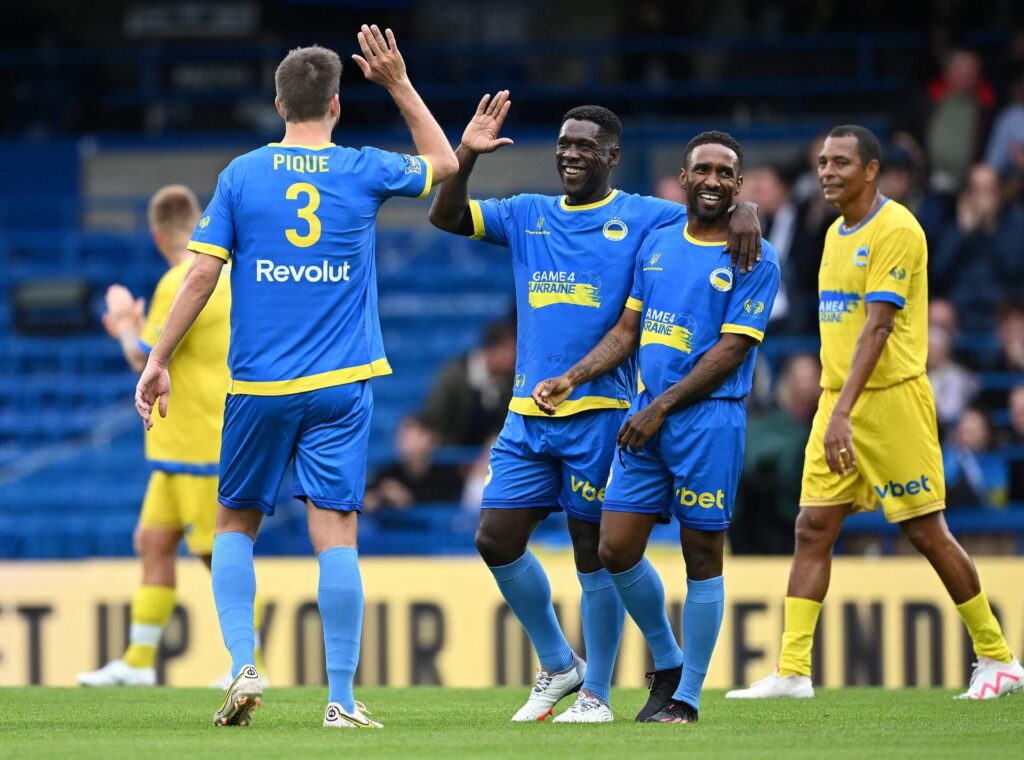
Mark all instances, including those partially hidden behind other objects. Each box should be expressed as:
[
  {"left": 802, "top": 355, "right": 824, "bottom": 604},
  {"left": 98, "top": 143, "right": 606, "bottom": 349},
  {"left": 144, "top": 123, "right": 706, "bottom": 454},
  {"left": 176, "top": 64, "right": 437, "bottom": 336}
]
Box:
[{"left": 2, "top": 553, "right": 1020, "bottom": 689}]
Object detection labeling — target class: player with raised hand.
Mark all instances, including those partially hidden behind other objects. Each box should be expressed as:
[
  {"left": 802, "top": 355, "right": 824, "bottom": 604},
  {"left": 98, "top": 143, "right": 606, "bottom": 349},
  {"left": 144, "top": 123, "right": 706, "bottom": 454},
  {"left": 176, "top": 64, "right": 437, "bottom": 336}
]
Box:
[
  {"left": 430, "top": 101, "right": 762, "bottom": 722},
  {"left": 726, "top": 125, "right": 1023, "bottom": 701},
  {"left": 534, "top": 131, "right": 779, "bottom": 724},
  {"left": 135, "top": 26, "right": 457, "bottom": 729}
]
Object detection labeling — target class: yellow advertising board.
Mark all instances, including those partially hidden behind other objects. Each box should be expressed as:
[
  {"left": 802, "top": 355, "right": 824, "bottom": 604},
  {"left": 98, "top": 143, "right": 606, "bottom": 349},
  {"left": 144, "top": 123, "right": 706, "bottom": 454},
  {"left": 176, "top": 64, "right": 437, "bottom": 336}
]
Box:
[{"left": 1, "top": 552, "right": 1021, "bottom": 689}]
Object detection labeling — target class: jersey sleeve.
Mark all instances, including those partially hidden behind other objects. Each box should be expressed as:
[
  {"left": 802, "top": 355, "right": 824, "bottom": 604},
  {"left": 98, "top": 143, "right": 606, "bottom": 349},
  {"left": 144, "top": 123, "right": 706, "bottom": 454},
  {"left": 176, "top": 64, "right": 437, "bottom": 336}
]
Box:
[
  {"left": 651, "top": 198, "right": 687, "bottom": 231},
  {"left": 721, "top": 243, "right": 781, "bottom": 343},
  {"left": 139, "top": 272, "right": 178, "bottom": 351},
  {"left": 188, "top": 166, "right": 236, "bottom": 262},
  {"left": 865, "top": 225, "right": 921, "bottom": 308},
  {"left": 364, "top": 147, "right": 433, "bottom": 200},
  {"left": 625, "top": 237, "right": 653, "bottom": 312},
  {"left": 466, "top": 196, "right": 516, "bottom": 247}
]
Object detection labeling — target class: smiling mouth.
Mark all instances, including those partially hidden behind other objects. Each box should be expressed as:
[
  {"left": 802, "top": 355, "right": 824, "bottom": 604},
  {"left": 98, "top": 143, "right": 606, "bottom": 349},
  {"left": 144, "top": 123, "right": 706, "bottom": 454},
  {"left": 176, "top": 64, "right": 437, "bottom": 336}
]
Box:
[
  {"left": 562, "top": 166, "right": 585, "bottom": 177},
  {"left": 697, "top": 191, "right": 722, "bottom": 203}
]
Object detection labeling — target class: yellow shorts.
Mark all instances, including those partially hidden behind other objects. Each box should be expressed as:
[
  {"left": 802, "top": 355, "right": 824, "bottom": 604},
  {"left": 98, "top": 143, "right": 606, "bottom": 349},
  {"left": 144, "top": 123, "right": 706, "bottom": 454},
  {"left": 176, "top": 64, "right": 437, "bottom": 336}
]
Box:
[
  {"left": 139, "top": 471, "right": 218, "bottom": 555},
  {"left": 800, "top": 374, "right": 946, "bottom": 523}
]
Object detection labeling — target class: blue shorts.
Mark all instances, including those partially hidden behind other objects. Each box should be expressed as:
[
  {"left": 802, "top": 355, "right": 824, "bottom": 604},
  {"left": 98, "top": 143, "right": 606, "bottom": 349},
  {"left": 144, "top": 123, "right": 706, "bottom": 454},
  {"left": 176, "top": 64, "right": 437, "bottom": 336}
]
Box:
[
  {"left": 603, "top": 392, "right": 745, "bottom": 531},
  {"left": 218, "top": 381, "right": 372, "bottom": 516},
  {"left": 481, "top": 409, "right": 625, "bottom": 523}
]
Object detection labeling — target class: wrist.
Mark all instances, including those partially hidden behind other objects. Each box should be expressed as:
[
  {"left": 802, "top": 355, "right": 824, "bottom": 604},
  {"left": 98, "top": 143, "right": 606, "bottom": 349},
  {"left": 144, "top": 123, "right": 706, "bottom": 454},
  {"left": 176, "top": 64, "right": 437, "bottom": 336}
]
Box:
[
  {"left": 649, "top": 398, "right": 671, "bottom": 418},
  {"left": 831, "top": 406, "right": 851, "bottom": 419}
]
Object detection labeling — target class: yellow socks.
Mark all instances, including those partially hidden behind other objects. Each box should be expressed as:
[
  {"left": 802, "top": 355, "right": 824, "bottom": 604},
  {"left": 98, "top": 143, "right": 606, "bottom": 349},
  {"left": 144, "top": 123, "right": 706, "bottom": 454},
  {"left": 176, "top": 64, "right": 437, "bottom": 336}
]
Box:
[
  {"left": 956, "top": 591, "right": 1013, "bottom": 664},
  {"left": 122, "top": 585, "right": 177, "bottom": 669},
  {"left": 778, "top": 597, "right": 822, "bottom": 677},
  {"left": 253, "top": 592, "right": 266, "bottom": 672}
]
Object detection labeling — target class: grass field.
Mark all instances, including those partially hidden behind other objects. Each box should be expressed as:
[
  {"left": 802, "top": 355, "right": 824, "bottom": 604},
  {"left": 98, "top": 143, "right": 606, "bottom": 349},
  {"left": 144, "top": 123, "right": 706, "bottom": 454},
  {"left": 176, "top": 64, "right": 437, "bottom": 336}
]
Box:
[{"left": 0, "top": 687, "right": 1018, "bottom": 759}]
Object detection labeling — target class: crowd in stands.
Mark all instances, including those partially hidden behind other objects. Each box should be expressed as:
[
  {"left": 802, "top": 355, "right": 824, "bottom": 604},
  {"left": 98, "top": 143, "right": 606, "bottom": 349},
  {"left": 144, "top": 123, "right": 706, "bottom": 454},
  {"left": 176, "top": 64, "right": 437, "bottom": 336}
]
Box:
[{"left": 363, "top": 43, "right": 1024, "bottom": 553}]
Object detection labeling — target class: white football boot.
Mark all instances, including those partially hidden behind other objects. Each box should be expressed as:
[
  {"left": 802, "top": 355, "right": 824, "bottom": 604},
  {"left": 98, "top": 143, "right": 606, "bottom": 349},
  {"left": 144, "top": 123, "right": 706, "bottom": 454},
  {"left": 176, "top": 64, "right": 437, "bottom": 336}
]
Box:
[
  {"left": 213, "top": 665, "right": 263, "bottom": 727},
  {"left": 77, "top": 659, "right": 156, "bottom": 687},
  {"left": 323, "top": 701, "right": 383, "bottom": 729},
  {"left": 725, "top": 670, "right": 814, "bottom": 699},
  {"left": 511, "top": 654, "right": 586, "bottom": 722},
  {"left": 956, "top": 657, "right": 1024, "bottom": 699},
  {"left": 552, "top": 688, "right": 613, "bottom": 723},
  {"left": 211, "top": 669, "right": 270, "bottom": 690}
]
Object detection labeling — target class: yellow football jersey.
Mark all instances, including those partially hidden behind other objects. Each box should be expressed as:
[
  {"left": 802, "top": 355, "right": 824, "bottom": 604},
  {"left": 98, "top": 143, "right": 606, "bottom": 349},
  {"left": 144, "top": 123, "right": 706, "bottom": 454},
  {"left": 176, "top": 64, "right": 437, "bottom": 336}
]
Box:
[
  {"left": 140, "top": 258, "right": 230, "bottom": 468},
  {"left": 818, "top": 198, "right": 927, "bottom": 391}
]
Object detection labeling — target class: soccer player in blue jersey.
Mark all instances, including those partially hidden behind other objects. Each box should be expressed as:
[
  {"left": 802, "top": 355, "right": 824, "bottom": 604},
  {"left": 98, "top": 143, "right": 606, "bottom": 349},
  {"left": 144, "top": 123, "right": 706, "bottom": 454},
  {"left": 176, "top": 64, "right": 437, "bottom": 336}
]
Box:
[
  {"left": 430, "top": 98, "right": 762, "bottom": 722},
  {"left": 134, "top": 27, "right": 457, "bottom": 729},
  {"left": 534, "top": 131, "right": 780, "bottom": 724}
]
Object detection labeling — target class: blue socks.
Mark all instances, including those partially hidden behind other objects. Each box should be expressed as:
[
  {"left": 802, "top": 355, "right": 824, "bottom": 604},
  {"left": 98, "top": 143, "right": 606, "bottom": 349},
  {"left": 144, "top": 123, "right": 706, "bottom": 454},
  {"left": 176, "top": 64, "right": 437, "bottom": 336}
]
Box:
[
  {"left": 609, "top": 558, "right": 684, "bottom": 671},
  {"left": 489, "top": 551, "right": 573, "bottom": 673},
  {"left": 318, "top": 546, "right": 363, "bottom": 712},
  {"left": 578, "top": 569, "right": 625, "bottom": 704},
  {"left": 673, "top": 575, "right": 725, "bottom": 710},
  {"left": 211, "top": 532, "right": 256, "bottom": 677}
]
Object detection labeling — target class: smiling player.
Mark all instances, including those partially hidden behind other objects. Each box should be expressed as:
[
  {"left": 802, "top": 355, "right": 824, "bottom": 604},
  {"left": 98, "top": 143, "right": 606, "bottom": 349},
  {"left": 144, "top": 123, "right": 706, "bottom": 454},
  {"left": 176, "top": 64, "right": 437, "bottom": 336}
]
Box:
[
  {"left": 534, "top": 131, "right": 779, "bottom": 723},
  {"left": 726, "top": 125, "right": 1023, "bottom": 701}
]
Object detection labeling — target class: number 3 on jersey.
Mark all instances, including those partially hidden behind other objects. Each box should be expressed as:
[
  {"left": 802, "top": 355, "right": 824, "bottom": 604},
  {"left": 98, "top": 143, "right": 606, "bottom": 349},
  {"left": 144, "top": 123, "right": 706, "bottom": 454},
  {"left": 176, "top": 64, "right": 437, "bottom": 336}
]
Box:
[{"left": 285, "top": 182, "right": 321, "bottom": 248}]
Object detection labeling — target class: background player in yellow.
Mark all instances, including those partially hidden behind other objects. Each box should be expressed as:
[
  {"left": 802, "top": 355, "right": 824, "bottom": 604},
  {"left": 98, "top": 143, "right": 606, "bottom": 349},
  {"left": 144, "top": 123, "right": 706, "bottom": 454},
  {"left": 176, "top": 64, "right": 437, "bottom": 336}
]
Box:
[
  {"left": 727, "top": 125, "right": 1023, "bottom": 701},
  {"left": 78, "top": 185, "right": 265, "bottom": 687}
]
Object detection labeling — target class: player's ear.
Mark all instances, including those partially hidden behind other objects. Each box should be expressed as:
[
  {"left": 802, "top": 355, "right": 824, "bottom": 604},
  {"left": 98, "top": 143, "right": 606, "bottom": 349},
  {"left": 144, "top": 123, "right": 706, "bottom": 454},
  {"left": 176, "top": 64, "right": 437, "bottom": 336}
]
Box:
[
  {"left": 608, "top": 145, "right": 621, "bottom": 168},
  {"left": 678, "top": 168, "right": 687, "bottom": 192},
  {"left": 865, "top": 158, "right": 880, "bottom": 183},
  {"left": 329, "top": 93, "right": 340, "bottom": 118},
  {"left": 274, "top": 97, "right": 286, "bottom": 120},
  {"left": 734, "top": 174, "right": 743, "bottom": 195}
]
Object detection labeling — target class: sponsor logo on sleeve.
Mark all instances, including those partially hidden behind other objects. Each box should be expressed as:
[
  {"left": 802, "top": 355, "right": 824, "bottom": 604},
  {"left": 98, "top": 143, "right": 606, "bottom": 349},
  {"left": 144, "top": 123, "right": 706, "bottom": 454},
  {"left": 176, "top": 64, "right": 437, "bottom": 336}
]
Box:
[{"left": 402, "top": 154, "right": 422, "bottom": 175}]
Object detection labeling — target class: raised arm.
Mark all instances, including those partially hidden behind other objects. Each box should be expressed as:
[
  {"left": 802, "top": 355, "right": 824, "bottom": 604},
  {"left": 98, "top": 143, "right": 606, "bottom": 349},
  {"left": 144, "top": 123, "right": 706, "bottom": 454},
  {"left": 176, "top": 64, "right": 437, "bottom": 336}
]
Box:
[
  {"left": 102, "top": 284, "right": 147, "bottom": 373},
  {"left": 429, "top": 91, "right": 513, "bottom": 234},
  {"left": 352, "top": 25, "right": 458, "bottom": 183},
  {"left": 823, "top": 300, "right": 897, "bottom": 475},
  {"left": 532, "top": 306, "right": 642, "bottom": 415},
  {"left": 135, "top": 254, "right": 224, "bottom": 428},
  {"left": 617, "top": 332, "right": 756, "bottom": 451}
]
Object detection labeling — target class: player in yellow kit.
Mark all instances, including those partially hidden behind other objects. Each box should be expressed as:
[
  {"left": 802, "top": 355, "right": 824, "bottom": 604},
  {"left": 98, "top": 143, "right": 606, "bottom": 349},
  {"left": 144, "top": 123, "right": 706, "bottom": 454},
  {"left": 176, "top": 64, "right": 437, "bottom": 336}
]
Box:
[
  {"left": 727, "top": 126, "right": 1022, "bottom": 700},
  {"left": 78, "top": 185, "right": 264, "bottom": 687}
]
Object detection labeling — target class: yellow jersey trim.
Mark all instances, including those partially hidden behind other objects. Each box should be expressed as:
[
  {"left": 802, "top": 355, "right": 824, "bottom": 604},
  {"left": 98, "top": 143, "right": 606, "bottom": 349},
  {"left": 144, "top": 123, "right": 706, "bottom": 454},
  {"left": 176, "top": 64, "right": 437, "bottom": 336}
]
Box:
[
  {"left": 721, "top": 323, "right": 764, "bottom": 342},
  {"left": 625, "top": 297, "right": 644, "bottom": 312},
  {"left": 559, "top": 189, "right": 619, "bottom": 212},
  {"left": 188, "top": 241, "right": 231, "bottom": 261},
  {"left": 228, "top": 358, "right": 392, "bottom": 396},
  {"left": 683, "top": 226, "right": 727, "bottom": 247},
  {"left": 468, "top": 199, "right": 486, "bottom": 240},
  {"left": 509, "top": 395, "right": 630, "bottom": 417},
  {"left": 266, "top": 142, "right": 336, "bottom": 150},
  {"left": 415, "top": 156, "right": 434, "bottom": 200}
]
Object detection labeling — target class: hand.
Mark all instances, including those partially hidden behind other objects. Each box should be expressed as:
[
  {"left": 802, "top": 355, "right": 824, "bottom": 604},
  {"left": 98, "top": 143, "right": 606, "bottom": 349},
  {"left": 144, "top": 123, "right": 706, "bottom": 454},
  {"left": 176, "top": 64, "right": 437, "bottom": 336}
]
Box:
[
  {"left": 725, "top": 201, "right": 762, "bottom": 274},
  {"left": 823, "top": 410, "right": 857, "bottom": 475},
  {"left": 532, "top": 375, "right": 574, "bottom": 415},
  {"left": 352, "top": 24, "right": 408, "bottom": 89},
  {"left": 617, "top": 402, "right": 666, "bottom": 452},
  {"left": 102, "top": 284, "right": 144, "bottom": 339},
  {"left": 461, "top": 91, "right": 514, "bottom": 155},
  {"left": 135, "top": 358, "right": 170, "bottom": 430},
  {"left": 956, "top": 191, "right": 979, "bottom": 234}
]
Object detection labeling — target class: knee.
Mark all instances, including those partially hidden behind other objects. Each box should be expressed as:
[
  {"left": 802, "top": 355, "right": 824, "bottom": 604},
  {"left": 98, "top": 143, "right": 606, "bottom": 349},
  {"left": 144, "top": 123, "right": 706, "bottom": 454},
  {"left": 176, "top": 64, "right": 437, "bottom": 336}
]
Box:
[
  {"left": 135, "top": 528, "right": 179, "bottom": 562},
  {"left": 597, "top": 536, "right": 639, "bottom": 575},
  {"left": 793, "top": 510, "right": 840, "bottom": 551},
  {"left": 475, "top": 524, "right": 520, "bottom": 567},
  {"left": 683, "top": 547, "right": 722, "bottom": 580},
  {"left": 901, "top": 520, "right": 948, "bottom": 557}
]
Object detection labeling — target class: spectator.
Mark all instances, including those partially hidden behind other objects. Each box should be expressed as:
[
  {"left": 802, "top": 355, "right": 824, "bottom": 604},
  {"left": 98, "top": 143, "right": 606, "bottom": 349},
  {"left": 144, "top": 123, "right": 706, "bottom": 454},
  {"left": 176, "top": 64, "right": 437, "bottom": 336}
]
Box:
[
  {"left": 926, "top": 49, "right": 995, "bottom": 193},
  {"left": 363, "top": 415, "right": 464, "bottom": 512},
  {"left": 653, "top": 175, "right": 685, "bottom": 204},
  {"left": 994, "top": 301, "right": 1024, "bottom": 372},
  {"left": 929, "top": 298, "right": 960, "bottom": 337},
  {"left": 984, "top": 68, "right": 1024, "bottom": 179},
  {"left": 943, "top": 408, "right": 1007, "bottom": 508},
  {"left": 927, "top": 324, "right": 978, "bottom": 429},
  {"left": 932, "top": 164, "right": 1024, "bottom": 332},
  {"left": 880, "top": 137, "right": 926, "bottom": 212},
  {"left": 421, "top": 319, "right": 516, "bottom": 446},
  {"left": 732, "top": 354, "right": 821, "bottom": 555},
  {"left": 460, "top": 435, "right": 497, "bottom": 512},
  {"left": 1006, "top": 386, "right": 1024, "bottom": 503}
]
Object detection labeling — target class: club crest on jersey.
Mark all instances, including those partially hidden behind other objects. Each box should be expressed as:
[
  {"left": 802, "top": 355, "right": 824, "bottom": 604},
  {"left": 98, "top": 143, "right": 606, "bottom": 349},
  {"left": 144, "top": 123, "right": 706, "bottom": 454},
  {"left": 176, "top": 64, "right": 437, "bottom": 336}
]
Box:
[
  {"left": 602, "top": 218, "right": 628, "bottom": 241},
  {"left": 853, "top": 246, "right": 869, "bottom": 267},
  {"left": 199, "top": 216, "right": 210, "bottom": 229},
  {"left": 710, "top": 267, "right": 733, "bottom": 292},
  {"left": 526, "top": 215, "right": 550, "bottom": 235}
]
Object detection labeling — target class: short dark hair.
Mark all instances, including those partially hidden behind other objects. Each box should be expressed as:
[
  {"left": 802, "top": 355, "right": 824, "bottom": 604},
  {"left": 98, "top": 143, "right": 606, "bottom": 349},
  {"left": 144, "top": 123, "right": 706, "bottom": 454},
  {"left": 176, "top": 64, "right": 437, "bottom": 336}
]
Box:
[
  {"left": 275, "top": 45, "right": 342, "bottom": 122},
  {"left": 683, "top": 130, "right": 744, "bottom": 171},
  {"left": 561, "top": 105, "right": 622, "bottom": 145},
  {"left": 828, "top": 124, "right": 883, "bottom": 169},
  {"left": 482, "top": 319, "right": 516, "bottom": 348}
]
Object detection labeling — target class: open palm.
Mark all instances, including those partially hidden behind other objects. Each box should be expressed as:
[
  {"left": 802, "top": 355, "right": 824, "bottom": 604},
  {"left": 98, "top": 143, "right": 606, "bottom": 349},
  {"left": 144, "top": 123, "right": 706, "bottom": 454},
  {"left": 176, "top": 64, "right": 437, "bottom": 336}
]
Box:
[{"left": 462, "top": 90, "right": 514, "bottom": 154}]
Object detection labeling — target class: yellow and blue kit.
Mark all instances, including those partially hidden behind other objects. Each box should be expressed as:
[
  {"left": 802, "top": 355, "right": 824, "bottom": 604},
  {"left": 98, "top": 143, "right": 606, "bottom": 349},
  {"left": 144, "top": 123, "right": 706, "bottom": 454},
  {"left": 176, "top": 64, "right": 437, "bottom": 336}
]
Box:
[
  {"left": 602, "top": 224, "right": 780, "bottom": 530},
  {"left": 137, "top": 259, "right": 230, "bottom": 554},
  {"left": 467, "top": 189, "right": 685, "bottom": 521},
  {"left": 188, "top": 143, "right": 432, "bottom": 514},
  {"left": 801, "top": 197, "right": 945, "bottom": 520}
]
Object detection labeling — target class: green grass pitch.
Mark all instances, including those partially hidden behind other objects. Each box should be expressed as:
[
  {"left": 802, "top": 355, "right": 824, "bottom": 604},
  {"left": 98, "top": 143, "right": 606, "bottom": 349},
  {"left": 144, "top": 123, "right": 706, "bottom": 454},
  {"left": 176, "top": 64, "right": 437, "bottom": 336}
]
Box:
[{"left": 1, "top": 687, "right": 1018, "bottom": 759}]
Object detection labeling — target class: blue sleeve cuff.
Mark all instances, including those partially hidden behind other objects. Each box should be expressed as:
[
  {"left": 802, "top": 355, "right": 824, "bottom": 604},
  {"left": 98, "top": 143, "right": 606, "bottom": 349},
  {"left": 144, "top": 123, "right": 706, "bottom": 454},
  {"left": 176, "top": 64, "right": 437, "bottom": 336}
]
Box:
[
  {"left": 865, "top": 291, "right": 906, "bottom": 308},
  {"left": 137, "top": 339, "right": 153, "bottom": 354}
]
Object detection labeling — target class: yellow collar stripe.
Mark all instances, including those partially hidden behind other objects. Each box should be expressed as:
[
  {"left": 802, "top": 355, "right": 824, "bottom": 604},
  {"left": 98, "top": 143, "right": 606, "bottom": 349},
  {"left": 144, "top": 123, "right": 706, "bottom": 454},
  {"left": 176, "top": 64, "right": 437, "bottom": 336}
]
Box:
[
  {"left": 559, "top": 189, "right": 619, "bottom": 211},
  {"left": 683, "top": 226, "right": 727, "bottom": 247}
]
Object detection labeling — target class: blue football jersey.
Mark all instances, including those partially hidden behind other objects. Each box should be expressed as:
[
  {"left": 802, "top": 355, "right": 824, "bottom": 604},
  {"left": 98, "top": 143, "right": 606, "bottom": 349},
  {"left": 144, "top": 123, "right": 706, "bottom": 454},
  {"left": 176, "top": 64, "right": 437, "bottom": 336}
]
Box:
[
  {"left": 468, "top": 189, "right": 685, "bottom": 416},
  {"left": 188, "top": 142, "right": 432, "bottom": 395},
  {"left": 626, "top": 224, "right": 780, "bottom": 399}
]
